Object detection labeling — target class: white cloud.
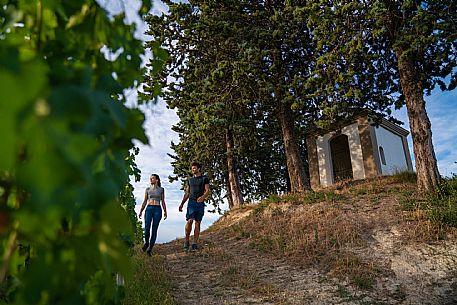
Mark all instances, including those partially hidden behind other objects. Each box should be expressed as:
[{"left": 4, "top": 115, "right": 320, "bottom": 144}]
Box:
[
  {"left": 151, "top": 1, "right": 170, "bottom": 16},
  {"left": 131, "top": 99, "right": 181, "bottom": 207}
]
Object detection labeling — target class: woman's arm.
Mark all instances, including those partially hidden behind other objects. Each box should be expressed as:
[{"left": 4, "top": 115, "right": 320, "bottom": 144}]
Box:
[
  {"left": 161, "top": 189, "right": 167, "bottom": 219},
  {"left": 138, "top": 189, "right": 148, "bottom": 218}
]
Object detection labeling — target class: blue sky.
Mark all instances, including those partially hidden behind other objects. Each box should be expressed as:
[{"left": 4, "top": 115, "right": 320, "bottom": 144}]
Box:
[
  {"left": 115, "top": 0, "right": 457, "bottom": 243},
  {"left": 394, "top": 89, "right": 457, "bottom": 177}
]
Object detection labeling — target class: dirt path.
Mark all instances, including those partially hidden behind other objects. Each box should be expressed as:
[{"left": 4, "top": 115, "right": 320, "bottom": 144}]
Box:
[
  {"left": 154, "top": 213, "right": 457, "bottom": 305},
  {"left": 155, "top": 231, "right": 401, "bottom": 305}
]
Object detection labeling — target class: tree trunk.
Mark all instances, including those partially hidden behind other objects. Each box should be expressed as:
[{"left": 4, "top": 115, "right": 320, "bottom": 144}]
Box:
[
  {"left": 278, "top": 102, "right": 310, "bottom": 193},
  {"left": 226, "top": 128, "right": 244, "bottom": 208},
  {"left": 225, "top": 174, "right": 234, "bottom": 210},
  {"left": 395, "top": 49, "right": 440, "bottom": 192}
]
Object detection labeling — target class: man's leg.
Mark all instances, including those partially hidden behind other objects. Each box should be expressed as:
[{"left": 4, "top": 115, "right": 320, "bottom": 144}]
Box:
[
  {"left": 183, "top": 219, "right": 193, "bottom": 251},
  {"left": 191, "top": 205, "right": 204, "bottom": 251},
  {"left": 185, "top": 219, "right": 193, "bottom": 241},
  {"left": 194, "top": 220, "right": 201, "bottom": 244}
]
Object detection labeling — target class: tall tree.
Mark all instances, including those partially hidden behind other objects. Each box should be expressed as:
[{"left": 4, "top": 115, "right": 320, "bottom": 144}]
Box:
[
  {"left": 145, "top": 0, "right": 320, "bottom": 209},
  {"left": 145, "top": 0, "right": 287, "bottom": 207},
  {"left": 246, "top": 0, "right": 316, "bottom": 192},
  {"left": 145, "top": 0, "right": 247, "bottom": 208},
  {"left": 309, "top": 0, "right": 456, "bottom": 191}
]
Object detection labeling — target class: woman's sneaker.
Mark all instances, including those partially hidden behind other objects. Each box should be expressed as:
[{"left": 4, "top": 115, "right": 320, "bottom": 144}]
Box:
[
  {"left": 141, "top": 243, "right": 149, "bottom": 252},
  {"left": 183, "top": 241, "right": 190, "bottom": 251}
]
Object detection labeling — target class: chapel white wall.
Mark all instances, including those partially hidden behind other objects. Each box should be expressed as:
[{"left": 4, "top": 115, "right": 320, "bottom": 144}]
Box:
[{"left": 374, "top": 126, "right": 408, "bottom": 175}]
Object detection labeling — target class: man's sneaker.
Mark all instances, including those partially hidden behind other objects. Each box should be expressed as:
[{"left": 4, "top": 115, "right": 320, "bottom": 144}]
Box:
[
  {"left": 191, "top": 243, "right": 198, "bottom": 252},
  {"left": 183, "top": 241, "right": 190, "bottom": 251},
  {"left": 146, "top": 246, "right": 152, "bottom": 257}
]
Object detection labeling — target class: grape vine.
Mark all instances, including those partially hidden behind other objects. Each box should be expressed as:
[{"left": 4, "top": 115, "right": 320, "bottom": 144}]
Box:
[{"left": 0, "top": 1, "right": 163, "bottom": 304}]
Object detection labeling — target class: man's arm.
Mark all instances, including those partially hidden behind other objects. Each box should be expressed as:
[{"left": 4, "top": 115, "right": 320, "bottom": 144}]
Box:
[
  {"left": 179, "top": 185, "right": 190, "bottom": 212},
  {"left": 197, "top": 183, "right": 210, "bottom": 203}
]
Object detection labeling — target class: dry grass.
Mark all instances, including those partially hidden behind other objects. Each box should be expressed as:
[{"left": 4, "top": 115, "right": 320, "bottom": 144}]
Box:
[
  {"left": 200, "top": 241, "right": 287, "bottom": 303},
  {"left": 329, "top": 253, "right": 381, "bottom": 290},
  {"left": 230, "top": 197, "right": 363, "bottom": 267},
  {"left": 199, "top": 241, "right": 233, "bottom": 264},
  {"left": 220, "top": 263, "right": 280, "bottom": 296},
  {"left": 210, "top": 176, "right": 457, "bottom": 289}
]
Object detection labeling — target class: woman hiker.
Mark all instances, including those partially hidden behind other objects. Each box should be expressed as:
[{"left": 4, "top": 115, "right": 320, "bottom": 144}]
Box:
[{"left": 138, "top": 174, "right": 167, "bottom": 256}]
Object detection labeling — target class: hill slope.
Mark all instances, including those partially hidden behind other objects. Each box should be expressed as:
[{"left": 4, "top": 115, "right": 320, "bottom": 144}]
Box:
[{"left": 154, "top": 177, "right": 457, "bottom": 305}]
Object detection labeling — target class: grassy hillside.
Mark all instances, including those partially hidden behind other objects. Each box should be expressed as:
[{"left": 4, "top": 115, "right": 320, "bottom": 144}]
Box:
[
  {"left": 210, "top": 174, "right": 456, "bottom": 288},
  {"left": 124, "top": 174, "right": 457, "bottom": 304}
]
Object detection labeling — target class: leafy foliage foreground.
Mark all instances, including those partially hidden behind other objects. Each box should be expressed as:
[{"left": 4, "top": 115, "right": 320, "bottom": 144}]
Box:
[{"left": 0, "top": 1, "right": 162, "bottom": 304}]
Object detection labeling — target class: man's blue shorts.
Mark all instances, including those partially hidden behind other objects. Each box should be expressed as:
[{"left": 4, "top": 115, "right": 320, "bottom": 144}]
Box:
[{"left": 186, "top": 199, "right": 205, "bottom": 222}]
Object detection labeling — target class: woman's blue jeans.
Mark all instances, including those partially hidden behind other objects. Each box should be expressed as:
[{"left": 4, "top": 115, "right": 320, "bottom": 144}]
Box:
[{"left": 144, "top": 205, "right": 162, "bottom": 247}]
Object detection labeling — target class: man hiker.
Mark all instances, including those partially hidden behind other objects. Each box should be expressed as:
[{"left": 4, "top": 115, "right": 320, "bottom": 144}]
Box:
[{"left": 179, "top": 162, "right": 210, "bottom": 251}]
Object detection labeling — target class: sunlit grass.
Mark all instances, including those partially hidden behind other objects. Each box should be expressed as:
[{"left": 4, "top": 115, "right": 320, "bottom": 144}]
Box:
[
  {"left": 122, "top": 247, "right": 176, "bottom": 305},
  {"left": 399, "top": 175, "right": 457, "bottom": 228}
]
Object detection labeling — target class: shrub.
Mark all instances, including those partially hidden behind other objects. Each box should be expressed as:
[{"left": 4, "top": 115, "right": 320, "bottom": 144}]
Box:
[
  {"left": 400, "top": 175, "right": 457, "bottom": 228},
  {"left": 426, "top": 175, "right": 457, "bottom": 227}
]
